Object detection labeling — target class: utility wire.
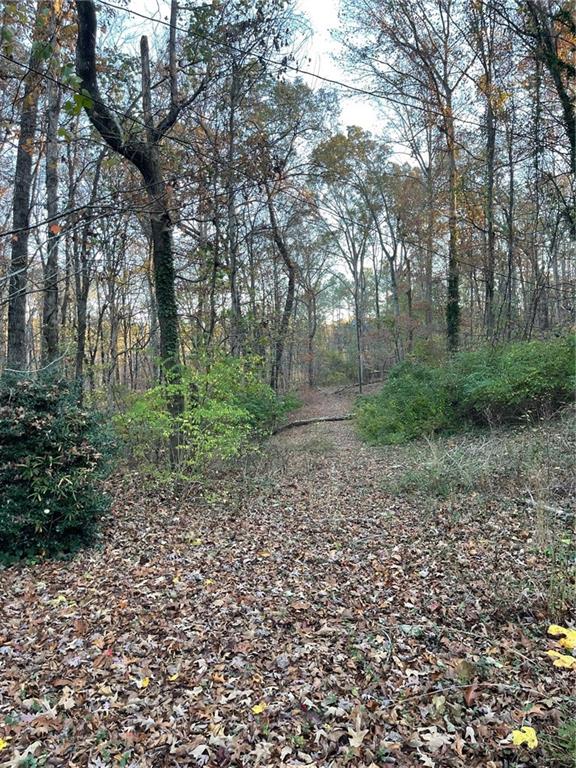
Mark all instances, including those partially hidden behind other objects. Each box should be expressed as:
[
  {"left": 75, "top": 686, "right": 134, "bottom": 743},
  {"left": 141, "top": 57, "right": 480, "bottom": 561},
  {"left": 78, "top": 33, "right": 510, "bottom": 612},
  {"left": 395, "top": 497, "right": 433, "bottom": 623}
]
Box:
[
  {"left": 96, "top": 0, "right": 486, "bottom": 129},
  {"left": 0, "top": 52, "right": 571, "bottom": 298}
]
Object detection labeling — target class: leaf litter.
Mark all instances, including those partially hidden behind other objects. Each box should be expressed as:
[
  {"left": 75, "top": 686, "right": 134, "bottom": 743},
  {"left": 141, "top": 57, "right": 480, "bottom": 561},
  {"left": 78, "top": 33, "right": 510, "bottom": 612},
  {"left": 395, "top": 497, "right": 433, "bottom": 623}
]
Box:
[{"left": 0, "top": 390, "right": 574, "bottom": 767}]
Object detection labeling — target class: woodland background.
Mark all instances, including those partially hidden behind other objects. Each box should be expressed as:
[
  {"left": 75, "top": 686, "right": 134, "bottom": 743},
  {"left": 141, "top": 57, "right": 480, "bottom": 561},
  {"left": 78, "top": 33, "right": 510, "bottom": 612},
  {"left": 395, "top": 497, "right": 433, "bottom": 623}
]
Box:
[{"left": 0, "top": 0, "right": 573, "bottom": 393}]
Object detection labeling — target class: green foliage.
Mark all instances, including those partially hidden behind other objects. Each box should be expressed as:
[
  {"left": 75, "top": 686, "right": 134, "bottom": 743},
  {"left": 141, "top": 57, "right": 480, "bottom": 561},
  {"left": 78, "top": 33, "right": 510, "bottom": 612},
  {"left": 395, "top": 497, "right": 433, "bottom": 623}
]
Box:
[
  {"left": 356, "top": 361, "right": 452, "bottom": 444},
  {"left": 454, "top": 337, "right": 575, "bottom": 424},
  {"left": 540, "top": 710, "right": 576, "bottom": 767},
  {"left": 114, "top": 357, "right": 297, "bottom": 472},
  {"left": 356, "top": 337, "right": 575, "bottom": 445},
  {"left": 0, "top": 376, "right": 115, "bottom": 564}
]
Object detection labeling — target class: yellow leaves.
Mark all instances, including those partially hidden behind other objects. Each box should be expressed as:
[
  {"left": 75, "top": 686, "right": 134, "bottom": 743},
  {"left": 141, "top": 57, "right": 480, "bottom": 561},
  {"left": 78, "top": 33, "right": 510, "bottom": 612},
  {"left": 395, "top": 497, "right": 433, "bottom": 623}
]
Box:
[
  {"left": 257, "top": 550, "right": 271, "bottom": 558},
  {"left": 545, "top": 650, "right": 576, "bottom": 669},
  {"left": 136, "top": 677, "right": 150, "bottom": 689},
  {"left": 511, "top": 726, "right": 538, "bottom": 749},
  {"left": 50, "top": 594, "right": 67, "bottom": 606},
  {"left": 190, "top": 538, "right": 203, "bottom": 546},
  {"left": 0, "top": 737, "right": 10, "bottom": 750},
  {"left": 548, "top": 625, "right": 576, "bottom": 651},
  {"left": 251, "top": 702, "right": 267, "bottom": 715},
  {"left": 168, "top": 673, "right": 179, "bottom": 682}
]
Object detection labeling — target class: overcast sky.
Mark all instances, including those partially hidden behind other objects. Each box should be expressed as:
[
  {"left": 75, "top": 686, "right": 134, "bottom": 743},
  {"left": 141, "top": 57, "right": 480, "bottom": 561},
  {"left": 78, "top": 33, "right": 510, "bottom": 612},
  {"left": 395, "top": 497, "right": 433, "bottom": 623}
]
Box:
[{"left": 127, "top": 0, "right": 380, "bottom": 132}]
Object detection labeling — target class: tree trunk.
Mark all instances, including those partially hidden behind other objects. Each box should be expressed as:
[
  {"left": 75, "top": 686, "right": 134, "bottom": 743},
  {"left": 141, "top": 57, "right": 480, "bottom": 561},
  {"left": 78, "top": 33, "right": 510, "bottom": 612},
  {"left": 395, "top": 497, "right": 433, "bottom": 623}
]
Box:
[
  {"left": 74, "top": 154, "right": 102, "bottom": 385},
  {"left": 227, "top": 62, "right": 243, "bottom": 355},
  {"left": 445, "top": 101, "right": 460, "bottom": 353},
  {"left": 484, "top": 97, "right": 496, "bottom": 339},
  {"left": 266, "top": 190, "right": 295, "bottom": 391},
  {"left": 42, "top": 75, "right": 62, "bottom": 366},
  {"left": 505, "top": 117, "right": 516, "bottom": 341},
  {"left": 75, "top": 0, "right": 186, "bottom": 377},
  {"left": 6, "top": 0, "right": 51, "bottom": 369},
  {"left": 306, "top": 291, "right": 317, "bottom": 387}
]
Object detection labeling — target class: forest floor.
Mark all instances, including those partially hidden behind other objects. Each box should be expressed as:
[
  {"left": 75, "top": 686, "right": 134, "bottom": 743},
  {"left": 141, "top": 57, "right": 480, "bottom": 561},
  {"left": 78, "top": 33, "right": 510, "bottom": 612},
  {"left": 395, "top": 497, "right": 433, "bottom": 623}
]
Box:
[{"left": 1, "top": 389, "right": 575, "bottom": 768}]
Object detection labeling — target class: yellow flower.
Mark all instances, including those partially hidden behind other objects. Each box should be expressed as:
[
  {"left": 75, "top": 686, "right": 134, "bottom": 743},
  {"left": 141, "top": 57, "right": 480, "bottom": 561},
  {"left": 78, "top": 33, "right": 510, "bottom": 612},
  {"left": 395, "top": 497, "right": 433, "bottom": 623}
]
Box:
[
  {"left": 251, "top": 702, "right": 267, "bottom": 714},
  {"left": 545, "top": 650, "right": 576, "bottom": 669},
  {"left": 136, "top": 676, "right": 150, "bottom": 689},
  {"left": 548, "top": 625, "right": 576, "bottom": 651},
  {"left": 511, "top": 726, "right": 538, "bottom": 749},
  {"left": 0, "top": 737, "right": 10, "bottom": 750}
]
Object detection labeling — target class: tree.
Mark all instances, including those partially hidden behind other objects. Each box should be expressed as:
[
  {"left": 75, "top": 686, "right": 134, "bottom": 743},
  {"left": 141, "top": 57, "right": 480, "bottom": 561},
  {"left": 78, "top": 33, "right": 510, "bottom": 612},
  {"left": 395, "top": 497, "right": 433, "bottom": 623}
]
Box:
[
  {"left": 341, "top": 0, "right": 475, "bottom": 351},
  {"left": 6, "top": 0, "right": 53, "bottom": 369},
  {"left": 75, "top": 0, "right": 206, "bottom": 378}
]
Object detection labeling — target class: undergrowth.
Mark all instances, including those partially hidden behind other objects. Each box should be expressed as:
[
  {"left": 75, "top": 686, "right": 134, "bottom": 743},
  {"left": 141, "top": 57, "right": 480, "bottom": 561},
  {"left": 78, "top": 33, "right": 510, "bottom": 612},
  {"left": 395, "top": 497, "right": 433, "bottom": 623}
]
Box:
[
  {"left": 356, "top": 336, "right": 575, "bottom": 445},
  {"left": 384, "top": 410, "right": 575, "bottom": 504},
  {"left": 114, "top": 356, "right": 299, "bottom": 478},
  {"left": 378, "top": 411, "right": 575, "bottom": 621},
  {"left": 0, "top": 376, "right": 114, "bottom": 564}
]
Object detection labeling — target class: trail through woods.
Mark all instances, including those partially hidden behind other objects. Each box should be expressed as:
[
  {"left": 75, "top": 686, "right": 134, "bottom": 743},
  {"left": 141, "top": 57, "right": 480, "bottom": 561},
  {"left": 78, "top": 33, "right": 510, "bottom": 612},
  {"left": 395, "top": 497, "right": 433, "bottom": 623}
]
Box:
[{"left": 0, "top": 389, "right": 573, "bottom": 767}]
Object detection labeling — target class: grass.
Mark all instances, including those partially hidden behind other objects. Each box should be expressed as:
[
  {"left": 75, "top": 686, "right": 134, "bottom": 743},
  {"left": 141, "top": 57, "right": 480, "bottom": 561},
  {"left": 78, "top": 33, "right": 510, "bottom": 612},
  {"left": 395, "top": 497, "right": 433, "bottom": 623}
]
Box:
[
  {"left": 377, "top": 409, "right": 576, "bottom": 622},
  {"left": 381, "top": 408, "right": 575, "bottom": 506}
]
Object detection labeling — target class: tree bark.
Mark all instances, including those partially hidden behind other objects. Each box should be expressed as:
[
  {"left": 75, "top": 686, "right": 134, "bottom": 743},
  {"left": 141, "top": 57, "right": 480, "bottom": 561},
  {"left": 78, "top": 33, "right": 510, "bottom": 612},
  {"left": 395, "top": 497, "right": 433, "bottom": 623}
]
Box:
[
  {"left": 445, "top": 100, "right": 460, "bottom": 353},
  {"left": 266, "top": 188, "right": 296, "bottom": 391},
  {"left": 42, "top": 75, "right": 62, "bottom": 366},
  {"left": 484, "top": 91, "right": 496, "bottom": 339},
  {"left": 75, "top": 0, "right": 191, "bottom": 377},
  {"left": 6, "top": 0, "right": 51, "bottom": 369}
]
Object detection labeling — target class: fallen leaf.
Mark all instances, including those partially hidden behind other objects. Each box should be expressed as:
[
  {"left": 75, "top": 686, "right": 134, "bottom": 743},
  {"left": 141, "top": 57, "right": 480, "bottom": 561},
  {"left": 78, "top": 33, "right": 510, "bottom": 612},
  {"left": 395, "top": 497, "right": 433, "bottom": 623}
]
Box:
[
  {"left": 511, "top": 726, "right": 538, "bottom": 749},
  {"left": 136, "top": 677, "right": 150, "bottom": 689},
  {"left": 548, "top": 625, "right": 576, "bottom": 651},
  {"left": 545, "top": 650, "right": 576, "bottom": 669},
  {"left": 463, "top": 683, "right": 478, "bottom": 707},
  {"left": 58, "top": 686, "right": 76, "bottom": 710}
]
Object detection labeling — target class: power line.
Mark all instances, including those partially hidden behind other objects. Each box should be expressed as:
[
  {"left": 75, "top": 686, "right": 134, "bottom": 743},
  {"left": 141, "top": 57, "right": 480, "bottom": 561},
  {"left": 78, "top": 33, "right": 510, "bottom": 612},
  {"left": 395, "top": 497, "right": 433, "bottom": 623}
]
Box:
[
  {"left": 0, "top": 51, "right": 571, "bottom": 299},
  {"left": 96, "top": 0, "right": 485, "bottom": 130}
]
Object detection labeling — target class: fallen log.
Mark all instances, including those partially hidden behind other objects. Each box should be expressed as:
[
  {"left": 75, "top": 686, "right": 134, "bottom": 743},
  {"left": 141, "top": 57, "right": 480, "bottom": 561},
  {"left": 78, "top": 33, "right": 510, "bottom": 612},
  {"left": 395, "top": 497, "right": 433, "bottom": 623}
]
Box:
[{"left": 273, "top": 414, "right": 353, "bottom": 434}]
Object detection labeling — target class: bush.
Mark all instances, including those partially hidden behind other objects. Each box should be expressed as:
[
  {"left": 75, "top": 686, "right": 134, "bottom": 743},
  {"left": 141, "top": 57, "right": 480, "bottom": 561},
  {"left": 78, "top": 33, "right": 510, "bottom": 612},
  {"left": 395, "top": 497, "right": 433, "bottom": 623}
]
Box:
[
  {"left": 356, "top": 361, "right": 453, "bottom": 444},
  {"left": 114, "top": 356, "right": 297, "bottom": 471},
  {"left": 0, "top": 376, "right": 114, "bottom": 564},
  {"left": 356, "top": 336, "right": 575, "bottom": 445},
  {"left": 455, "top": 337, "right": 575, "bottom": 424}
]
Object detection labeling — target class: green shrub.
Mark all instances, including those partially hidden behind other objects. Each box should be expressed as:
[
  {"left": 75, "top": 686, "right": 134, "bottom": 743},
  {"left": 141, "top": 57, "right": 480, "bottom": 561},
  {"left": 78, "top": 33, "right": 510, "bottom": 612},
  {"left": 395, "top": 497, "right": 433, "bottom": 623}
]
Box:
[
  {"left": 456, "top": 337, "right": 575, "bottom": 423},
  {"left": 0, "top": 376, "right": 114, "bottom": 564},
  {"left": 114, "top": 356, "right": 297, "bottom": 471},
  {"left": 356, "top": 361, "right": 452, "bottom": 444},
  {"left": 356, "top": 336, "right": 575, "bottom": 445}
]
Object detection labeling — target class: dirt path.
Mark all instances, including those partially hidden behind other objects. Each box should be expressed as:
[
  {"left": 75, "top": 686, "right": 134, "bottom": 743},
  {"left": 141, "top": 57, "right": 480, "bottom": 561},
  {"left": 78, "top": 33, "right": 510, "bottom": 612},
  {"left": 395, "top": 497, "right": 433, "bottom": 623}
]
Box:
[{"left": 0, "top": 390, "right": 570, "bottom": 767}]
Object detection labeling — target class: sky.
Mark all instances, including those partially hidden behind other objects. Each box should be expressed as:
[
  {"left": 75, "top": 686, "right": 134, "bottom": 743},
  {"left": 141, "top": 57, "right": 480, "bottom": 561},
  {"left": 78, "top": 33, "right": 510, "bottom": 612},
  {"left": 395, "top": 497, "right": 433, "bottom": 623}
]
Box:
[{"left": 127, "top": 0, "right": 381, "bottom": 132}]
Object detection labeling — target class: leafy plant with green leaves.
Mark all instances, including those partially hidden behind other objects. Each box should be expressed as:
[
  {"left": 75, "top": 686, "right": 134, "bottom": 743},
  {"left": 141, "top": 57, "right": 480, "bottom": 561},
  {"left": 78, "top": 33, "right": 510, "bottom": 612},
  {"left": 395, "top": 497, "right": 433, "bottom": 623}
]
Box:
[
  {"left": 114, "top": 356, "right": 298, "bottom": 472},
  {"left": 356, "top": 336, "right": 575, "bottom": 445},
  {"left": 356, "top": 360, "right": 453, "bottom": 444},
  {"left": 0, "top": 376, "right": 115, "bottom": 564}
]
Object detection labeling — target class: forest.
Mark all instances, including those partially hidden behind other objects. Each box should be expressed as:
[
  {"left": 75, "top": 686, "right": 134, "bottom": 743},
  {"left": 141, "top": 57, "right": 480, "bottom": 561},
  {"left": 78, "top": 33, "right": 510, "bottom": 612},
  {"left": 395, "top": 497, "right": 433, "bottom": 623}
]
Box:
[{"left": 0, "top": 0, "right": 575, "bottom": 766}]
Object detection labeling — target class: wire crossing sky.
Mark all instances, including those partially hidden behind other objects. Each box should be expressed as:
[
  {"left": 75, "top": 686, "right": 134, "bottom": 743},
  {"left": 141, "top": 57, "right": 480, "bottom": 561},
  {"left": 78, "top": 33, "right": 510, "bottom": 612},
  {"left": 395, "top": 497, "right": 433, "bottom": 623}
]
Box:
[{"left": 130, "top": 0, "right": 381, "bottom": 130}]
